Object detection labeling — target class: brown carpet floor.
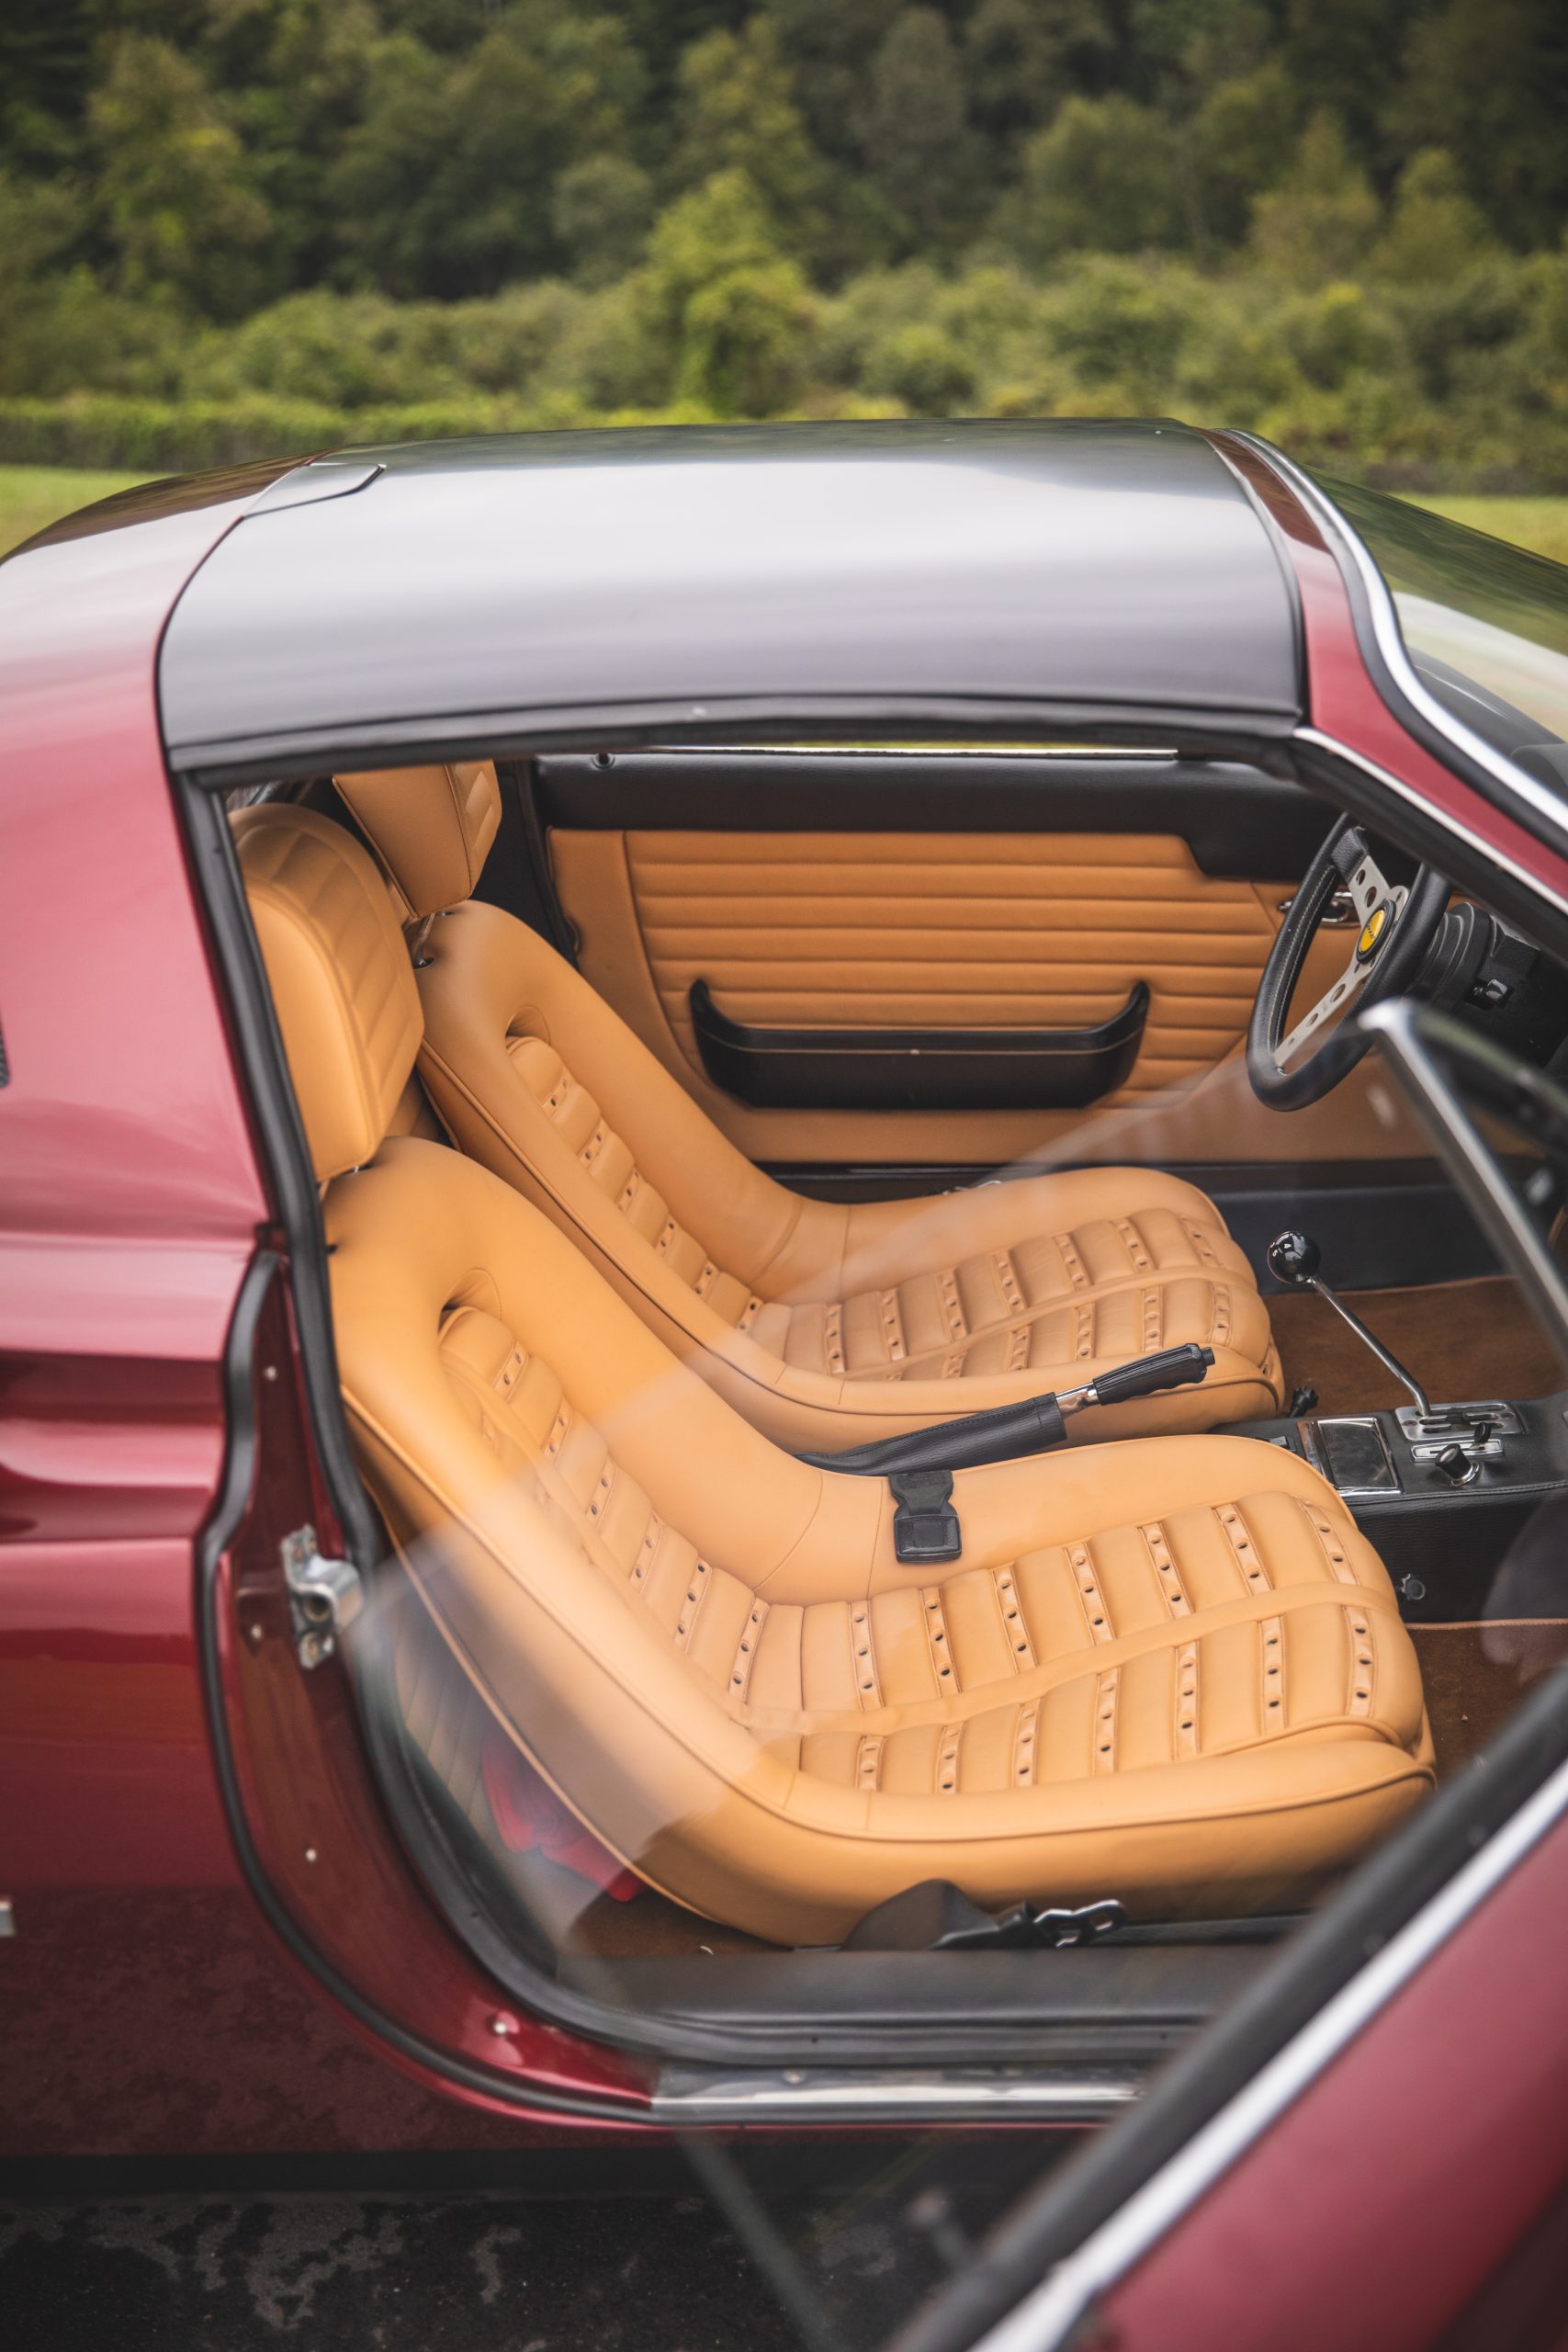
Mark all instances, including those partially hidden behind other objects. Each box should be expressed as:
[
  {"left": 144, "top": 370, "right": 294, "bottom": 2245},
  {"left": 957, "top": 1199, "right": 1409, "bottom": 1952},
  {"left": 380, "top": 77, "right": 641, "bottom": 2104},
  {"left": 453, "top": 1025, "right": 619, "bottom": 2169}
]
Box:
[
  {"left": 1270, "top": 1273, "right": 1565, "bottom": 1416},
  {"left": 1409, "top": 1622, "right": 1568, "bottom": 1776}
]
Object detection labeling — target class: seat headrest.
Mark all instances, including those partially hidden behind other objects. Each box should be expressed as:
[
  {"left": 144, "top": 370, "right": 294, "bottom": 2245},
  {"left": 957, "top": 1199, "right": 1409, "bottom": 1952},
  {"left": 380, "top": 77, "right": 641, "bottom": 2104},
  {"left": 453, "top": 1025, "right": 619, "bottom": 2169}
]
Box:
[
  {"left": 332, "top": 761, "right": 502, "bottom": 919},
  {"left": 233, "top": 803, "right": 423, "bottom": 1182}
]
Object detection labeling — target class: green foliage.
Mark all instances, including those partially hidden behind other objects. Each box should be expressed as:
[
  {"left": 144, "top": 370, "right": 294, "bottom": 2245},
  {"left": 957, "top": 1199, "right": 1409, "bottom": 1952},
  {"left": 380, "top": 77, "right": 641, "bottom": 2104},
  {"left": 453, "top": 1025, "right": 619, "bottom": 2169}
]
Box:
[
  {"left": 2, "top": 0, "right": 1568, "bottom": 484},
  {"left": 860, "top": 9, "right": 980, "bottom": 247},
  {"left": 1247, "top": 110, "right": 1380, "bottom": 288},
  {"left": 998, "top": 96, "right": 1186, "bottom": 264},
  {"left": 671, "top": 19, "right": 823, "bottom": 255},
  {"left": 90, "top": 34, "right": 276, "bottom": 319}
]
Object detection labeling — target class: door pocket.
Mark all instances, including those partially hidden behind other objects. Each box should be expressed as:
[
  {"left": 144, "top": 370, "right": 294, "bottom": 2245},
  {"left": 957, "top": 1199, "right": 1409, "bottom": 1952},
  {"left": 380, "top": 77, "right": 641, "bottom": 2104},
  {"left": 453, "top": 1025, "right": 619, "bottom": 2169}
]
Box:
[{"left": 689, "top": 978, "right": 1149, "bottom": 1112}]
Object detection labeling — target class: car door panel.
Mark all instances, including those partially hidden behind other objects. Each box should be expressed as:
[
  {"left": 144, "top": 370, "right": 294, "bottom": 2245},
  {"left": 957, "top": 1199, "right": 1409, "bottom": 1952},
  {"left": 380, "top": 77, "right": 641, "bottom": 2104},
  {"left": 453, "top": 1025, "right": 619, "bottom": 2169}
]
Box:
[{"left": 536, "top": 753, "right": 1434, "bottom": 1169}]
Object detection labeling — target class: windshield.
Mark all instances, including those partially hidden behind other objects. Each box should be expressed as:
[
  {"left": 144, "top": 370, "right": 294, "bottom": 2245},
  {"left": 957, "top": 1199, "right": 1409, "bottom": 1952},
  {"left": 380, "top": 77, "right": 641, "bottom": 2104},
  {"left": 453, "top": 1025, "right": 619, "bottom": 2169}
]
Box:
[{"left": 1314, "top": 472, "right": 1568, "bottom": 795}]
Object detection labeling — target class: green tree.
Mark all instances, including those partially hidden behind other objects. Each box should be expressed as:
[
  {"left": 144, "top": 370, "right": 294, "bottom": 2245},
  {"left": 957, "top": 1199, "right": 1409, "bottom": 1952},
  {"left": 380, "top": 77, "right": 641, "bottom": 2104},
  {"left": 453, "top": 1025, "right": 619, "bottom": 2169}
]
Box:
[
  {"left": 758, "top": 0, "right": 904, "bottom": 164},
  {"left": 643, "top": 167, "right": 815, "bottom": 413},
  {"left": 1248, "top": 110, "right": 1381, "bottom": 288},
  {"left": 330, "top": 13, "right": 642, "bottom": 297},
  {"left": 1371, "top": 148, "right": 1497, "bottom": 287},
  {"left": 1390, "top": 0, "right": 1568, "bottom": 251},
  {"left": 998, "top": 95, "right": 1187, "bottom": 265},
  {"left": 89, "top": 34, "right": 276, "bottom": 318},
  {"left": 1275, "top": 0, "right": 1420, "bottom": 162},
  {"left": 964, "top": 0, "right": 1115, "bottom": 150},
  {"left": 859, "top": 8, "right": 978, "bottom": 247},
  {"left": 671, "top": 19, "right": 823, "bottom": 256},
  {"left": 1188, "top": 62, "right": 1301, "bottom": 246},
  {"left": 552, "top": 154, "right": 655, "bottom": 288}
]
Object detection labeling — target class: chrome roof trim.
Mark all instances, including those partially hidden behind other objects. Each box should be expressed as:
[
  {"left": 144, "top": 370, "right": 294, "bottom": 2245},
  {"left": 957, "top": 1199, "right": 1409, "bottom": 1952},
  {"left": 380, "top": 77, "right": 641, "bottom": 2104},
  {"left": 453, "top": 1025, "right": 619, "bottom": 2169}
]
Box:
[
  {"left": 970, "top": 1746, "right": 1568, "bottom": 2352},
  {"left": 1234, "top": 432, "right": 1568, "bottom": 863},
  {"left": 1295, "top": 726, "right": 1568, "bottom": 926}
]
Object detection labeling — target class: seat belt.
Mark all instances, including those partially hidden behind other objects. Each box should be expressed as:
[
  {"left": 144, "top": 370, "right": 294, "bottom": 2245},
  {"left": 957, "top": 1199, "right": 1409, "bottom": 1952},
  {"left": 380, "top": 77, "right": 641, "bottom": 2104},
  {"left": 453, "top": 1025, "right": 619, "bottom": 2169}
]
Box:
[{"left": 801, "top": 1343, "right": 1215, "bottom": 1564}]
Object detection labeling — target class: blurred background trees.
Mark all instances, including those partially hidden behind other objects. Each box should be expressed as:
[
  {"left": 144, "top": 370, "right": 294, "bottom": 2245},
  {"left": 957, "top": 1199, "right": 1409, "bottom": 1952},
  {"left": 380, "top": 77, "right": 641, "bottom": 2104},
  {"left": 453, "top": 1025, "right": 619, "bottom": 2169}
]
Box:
[{"left": 1, "top": 0, "right": 1566, "bottom": 481}]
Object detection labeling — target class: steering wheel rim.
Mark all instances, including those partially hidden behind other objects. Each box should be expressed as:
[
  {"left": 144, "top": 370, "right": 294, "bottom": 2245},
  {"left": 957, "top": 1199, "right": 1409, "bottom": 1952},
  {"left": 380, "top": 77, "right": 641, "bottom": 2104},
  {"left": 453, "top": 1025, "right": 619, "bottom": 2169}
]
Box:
[{"left": 1247, "top": 816, "right": 1449, "bottom": 1109}]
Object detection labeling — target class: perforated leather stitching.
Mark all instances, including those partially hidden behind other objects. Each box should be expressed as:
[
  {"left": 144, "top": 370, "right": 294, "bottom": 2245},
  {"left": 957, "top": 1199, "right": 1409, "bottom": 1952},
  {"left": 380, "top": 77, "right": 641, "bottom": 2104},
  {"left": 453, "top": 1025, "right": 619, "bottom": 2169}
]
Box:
[
  {"left": 851, "top": 1602, "right": 881, "bottom": 1705},
  {"left": 936, "top": 1722, "right": 963, "bottom": 1794},
  {"left": 1144, "top": 1520, "right": 1191, "bottom": 1616},
  {"left": 1093, "top": 1668, "right": 1121, "bottom": 1770},
  {"left": 1174, "top": 1640, "right": 1200, "bottom": 1757},
  {"left": 1347, "top": 1606, "right": 1374, "bottom": 1716},
  {"left": 730, "top": 1599, "right": 770, "bottom": 1698},
  {"left": 1219, "top": 1503, "right": 1270, "bottom": 1594},
  {"left": 993, "top": 1249, "right": 1026, "bottom": 1315},
  {"left": 1259, "top": 1615, "right": 1285, "bottom": 1727},
  {"left": 1057, "top": 1233, "right": 1089, "bottom": 1291},
  {"left": 674, "top": 1558, "right": 713, "bottom": 1648},
  {"left": 1301, "top": 1500, "right": 1357, "bottom": 1583},
  {"left": 633, "top": 1514, "right": 661, "bottom": 1587},
  {"left": 1071, "top": 1542, "right": 1115, "bottom": 1643},
  {"left": 923, "top": 1587, "right": 956, "bottom": 1685},
  {"left": 1117, "top": 1216, "right": 1152, "bottom": 1272},
  {"left": 1012, "top": 1700, "right": 1042, "bottom": 1785},
  {"left": 1182, "top": 1216, "right": 1221, "bottom": 1269},
  {"left": 996, "top": 1566, "right": 1036, "bottom": 1670}
]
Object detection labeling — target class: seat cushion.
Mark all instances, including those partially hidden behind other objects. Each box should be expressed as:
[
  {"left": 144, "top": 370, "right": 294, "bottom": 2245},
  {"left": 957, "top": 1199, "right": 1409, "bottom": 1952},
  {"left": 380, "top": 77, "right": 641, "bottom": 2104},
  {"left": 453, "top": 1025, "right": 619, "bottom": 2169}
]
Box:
[
  {"left": 414, "top": 899, "right": 1282, "bottom": 1448},
  {"left": 329, "top": 1137, "right": 1427, "bottom": 1945}
]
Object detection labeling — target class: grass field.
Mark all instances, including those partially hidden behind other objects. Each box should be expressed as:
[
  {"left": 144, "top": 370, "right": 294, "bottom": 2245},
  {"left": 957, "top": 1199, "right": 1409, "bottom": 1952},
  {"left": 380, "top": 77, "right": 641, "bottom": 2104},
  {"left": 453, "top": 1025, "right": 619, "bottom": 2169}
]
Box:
[
  {"left": 3, "top": 463, "right": 1567, "bottom": 567},
  {"left": 0, "top": 466, "right": 152, "bottom": 556}
]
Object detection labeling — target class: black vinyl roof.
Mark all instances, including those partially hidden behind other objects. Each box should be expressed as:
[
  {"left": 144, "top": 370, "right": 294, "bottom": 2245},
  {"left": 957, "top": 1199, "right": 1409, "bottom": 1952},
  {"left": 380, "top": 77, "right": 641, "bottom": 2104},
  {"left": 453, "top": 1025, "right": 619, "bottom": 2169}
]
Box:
[{"left": 156, "top": 418, "right": 1303, "bottom": 775}]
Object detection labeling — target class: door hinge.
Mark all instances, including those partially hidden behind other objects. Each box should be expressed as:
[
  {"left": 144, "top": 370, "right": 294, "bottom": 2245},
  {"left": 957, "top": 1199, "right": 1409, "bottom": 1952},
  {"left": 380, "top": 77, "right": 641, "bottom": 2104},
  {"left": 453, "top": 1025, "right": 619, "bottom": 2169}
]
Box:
[{"left": 281, "top": 1524, "right": 362, "bottom": 1668}]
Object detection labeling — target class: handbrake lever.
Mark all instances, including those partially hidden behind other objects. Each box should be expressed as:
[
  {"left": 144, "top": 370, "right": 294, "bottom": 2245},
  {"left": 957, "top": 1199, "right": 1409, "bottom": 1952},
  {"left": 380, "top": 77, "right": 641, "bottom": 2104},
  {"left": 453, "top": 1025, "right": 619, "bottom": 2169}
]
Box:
[
  {"left": 801, "top": 1342, "right": 1217, "bottom": 1479},
  {"left": 802, "top": 1342, "right": 1217, "bottom": 1564}
]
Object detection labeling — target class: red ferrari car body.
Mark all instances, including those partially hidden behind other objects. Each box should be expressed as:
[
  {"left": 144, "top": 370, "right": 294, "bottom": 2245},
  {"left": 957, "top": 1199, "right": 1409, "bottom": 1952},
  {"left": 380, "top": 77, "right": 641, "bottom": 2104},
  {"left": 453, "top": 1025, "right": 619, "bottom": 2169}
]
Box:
[{"left": 5, "top": 426, "right": 1568, "bottom": 2348}]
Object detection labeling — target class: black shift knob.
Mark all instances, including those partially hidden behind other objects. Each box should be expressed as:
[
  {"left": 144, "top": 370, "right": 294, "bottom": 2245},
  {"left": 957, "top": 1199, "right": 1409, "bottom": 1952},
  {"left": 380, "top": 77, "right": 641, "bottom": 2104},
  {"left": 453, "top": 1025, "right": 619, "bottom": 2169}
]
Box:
[{"left": 1267, "top": 1229, "right": 1321, "bottom": 1288}]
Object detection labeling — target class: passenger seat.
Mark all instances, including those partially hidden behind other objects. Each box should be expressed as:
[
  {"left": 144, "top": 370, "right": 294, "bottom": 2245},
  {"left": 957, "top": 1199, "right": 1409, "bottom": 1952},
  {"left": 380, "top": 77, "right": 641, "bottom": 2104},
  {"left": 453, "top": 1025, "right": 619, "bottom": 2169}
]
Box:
[{"left": 333, "top": 762, "right": 1285, "bottom": 1453}]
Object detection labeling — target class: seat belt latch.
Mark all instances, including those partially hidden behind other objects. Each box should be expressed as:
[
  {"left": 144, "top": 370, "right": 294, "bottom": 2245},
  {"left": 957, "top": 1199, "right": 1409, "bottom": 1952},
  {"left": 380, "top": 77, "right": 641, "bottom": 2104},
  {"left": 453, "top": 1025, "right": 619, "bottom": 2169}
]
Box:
[{"left": 889, "top": 1468, "right": 962, "bottom": 1564}]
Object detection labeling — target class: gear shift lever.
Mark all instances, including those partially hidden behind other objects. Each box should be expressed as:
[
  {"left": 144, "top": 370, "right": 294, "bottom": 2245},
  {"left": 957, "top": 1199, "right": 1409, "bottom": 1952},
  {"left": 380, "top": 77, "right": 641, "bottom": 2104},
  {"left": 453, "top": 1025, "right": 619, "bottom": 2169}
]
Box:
[{"left": 1266, "top": 1229, "right": 1439, "bottom": 1425}]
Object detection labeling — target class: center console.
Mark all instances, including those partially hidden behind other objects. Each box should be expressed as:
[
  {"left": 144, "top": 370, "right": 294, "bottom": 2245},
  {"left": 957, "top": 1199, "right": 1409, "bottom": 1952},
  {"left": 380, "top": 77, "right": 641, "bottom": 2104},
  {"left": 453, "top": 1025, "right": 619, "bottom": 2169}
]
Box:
[
  {"left": 1229, "top": 1389, "right": 1568, "bottom": 1621},
  {"left": 1228, "top": 1227, "right": 1568, "bottom": 1619}
]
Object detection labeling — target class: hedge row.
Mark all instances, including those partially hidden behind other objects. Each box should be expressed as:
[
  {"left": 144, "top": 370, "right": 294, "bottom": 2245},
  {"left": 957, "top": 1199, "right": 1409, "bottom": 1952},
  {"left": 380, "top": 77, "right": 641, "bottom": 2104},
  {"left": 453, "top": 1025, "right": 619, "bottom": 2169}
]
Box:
[
  {"left": 0, "top": 395, "right": 600, "bottom": 471},
  {"left": 6, "top": 389, "right": 1568, "bottom": 491}
]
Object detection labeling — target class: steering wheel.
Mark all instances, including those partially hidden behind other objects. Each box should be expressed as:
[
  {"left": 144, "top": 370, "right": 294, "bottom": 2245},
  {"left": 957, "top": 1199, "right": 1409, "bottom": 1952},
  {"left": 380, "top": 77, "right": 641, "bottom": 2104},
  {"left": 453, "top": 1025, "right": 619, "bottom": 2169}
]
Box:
[{"left": 1247, "top": 816, "right": 1450, "bottom": 1109}]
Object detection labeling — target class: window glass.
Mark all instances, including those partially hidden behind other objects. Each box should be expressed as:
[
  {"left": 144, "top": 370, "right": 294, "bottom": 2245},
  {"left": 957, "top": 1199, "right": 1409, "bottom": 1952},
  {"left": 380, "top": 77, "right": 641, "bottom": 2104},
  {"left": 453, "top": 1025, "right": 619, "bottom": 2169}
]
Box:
[{"left": 1314, "top": 472, "right": 1568, "bottom": 789}]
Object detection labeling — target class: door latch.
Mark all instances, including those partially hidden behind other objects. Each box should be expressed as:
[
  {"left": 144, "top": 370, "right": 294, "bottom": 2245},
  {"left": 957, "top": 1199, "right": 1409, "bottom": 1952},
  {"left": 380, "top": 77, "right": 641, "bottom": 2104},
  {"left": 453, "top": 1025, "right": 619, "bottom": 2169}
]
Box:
[{"left": 281, "top": 1524, "right": 362, "bottom": 1668}]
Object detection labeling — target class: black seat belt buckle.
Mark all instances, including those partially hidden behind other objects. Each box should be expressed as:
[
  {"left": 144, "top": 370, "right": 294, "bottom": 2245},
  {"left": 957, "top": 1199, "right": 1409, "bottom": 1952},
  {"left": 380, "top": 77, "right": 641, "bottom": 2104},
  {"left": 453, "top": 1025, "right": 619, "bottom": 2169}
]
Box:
[{"left": 889, "top": 1469, "right": 962, "bottom": 1564}]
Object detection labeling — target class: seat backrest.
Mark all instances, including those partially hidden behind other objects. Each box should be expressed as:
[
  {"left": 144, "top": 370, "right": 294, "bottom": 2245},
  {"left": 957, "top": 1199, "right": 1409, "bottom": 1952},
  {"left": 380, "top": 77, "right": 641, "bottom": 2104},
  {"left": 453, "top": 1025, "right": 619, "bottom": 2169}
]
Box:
[
  {"left": 325, "top": 763, "right": 836, "bottom": 1318},
  {"left": 233, "top": 802, "right": 422, "bottom": 1180},
  {"left": 333, "top": 761, "right": 502, "bottom": 919}
]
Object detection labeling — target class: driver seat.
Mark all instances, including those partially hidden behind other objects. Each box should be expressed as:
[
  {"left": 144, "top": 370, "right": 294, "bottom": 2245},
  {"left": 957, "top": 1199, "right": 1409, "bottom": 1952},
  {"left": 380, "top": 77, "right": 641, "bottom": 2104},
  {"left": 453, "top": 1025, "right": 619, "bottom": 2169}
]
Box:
[
  {"left": 234, "top": 801, "right": 1428, "bottom": 1943},
  {"left": 333, "top": 763, "right": 1284, "bottom": 1451}
]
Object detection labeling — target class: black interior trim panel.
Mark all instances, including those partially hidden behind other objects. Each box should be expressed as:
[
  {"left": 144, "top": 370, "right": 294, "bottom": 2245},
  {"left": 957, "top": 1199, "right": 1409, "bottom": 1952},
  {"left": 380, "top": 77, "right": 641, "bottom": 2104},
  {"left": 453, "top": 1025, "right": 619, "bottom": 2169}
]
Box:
[
  {"left": 764, "top": 1159, "right": 1506, "bottom": 1292},
  {"left": 690, "top": 977, "right": 1149, "bottom": 1111},
  {"left": 536, "top": 751, "right": 1328, "bottom": 878}
]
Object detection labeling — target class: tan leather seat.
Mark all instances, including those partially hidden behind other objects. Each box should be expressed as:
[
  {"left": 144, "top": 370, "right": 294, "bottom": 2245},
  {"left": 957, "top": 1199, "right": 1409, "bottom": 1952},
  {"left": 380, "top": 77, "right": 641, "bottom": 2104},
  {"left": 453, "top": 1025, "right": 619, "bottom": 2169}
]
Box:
[
  {"left": 333, "top": 763, "right": 1285, "bottom": 1451},
  {"left": 235, "top": 801, "right": 1431, "bottom": 1944}
]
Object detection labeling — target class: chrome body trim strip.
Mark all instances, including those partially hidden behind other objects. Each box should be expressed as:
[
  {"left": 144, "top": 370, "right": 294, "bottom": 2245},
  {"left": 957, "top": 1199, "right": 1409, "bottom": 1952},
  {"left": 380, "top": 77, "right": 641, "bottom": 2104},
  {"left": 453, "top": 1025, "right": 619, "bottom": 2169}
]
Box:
[
  {"left": 652, "top": 2064, "right": 1142, "bottom": 2124},
  {"left": 1233, "top": 432, "right": 1568, "bottom": 861}
]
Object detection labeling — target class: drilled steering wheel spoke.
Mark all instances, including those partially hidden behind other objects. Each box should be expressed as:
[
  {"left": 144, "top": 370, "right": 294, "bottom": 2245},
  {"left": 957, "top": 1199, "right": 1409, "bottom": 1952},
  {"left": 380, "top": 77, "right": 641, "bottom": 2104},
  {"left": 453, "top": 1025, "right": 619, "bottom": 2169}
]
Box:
[
  {"left": 1339, "top": 837, "right": 1408, "bottom": 933},
  {"left": 1278, "top": 946, "right": 1369, "bottom": 1067},
  {"left": 1276, "top": 844, "right": 1409, "bottom": 1069}
]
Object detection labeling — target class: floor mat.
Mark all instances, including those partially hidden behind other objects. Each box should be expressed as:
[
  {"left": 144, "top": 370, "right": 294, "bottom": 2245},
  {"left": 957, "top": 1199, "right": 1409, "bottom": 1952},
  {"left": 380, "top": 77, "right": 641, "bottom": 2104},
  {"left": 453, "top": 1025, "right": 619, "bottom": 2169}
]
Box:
[{"left": 1270, "top": 1274, "right": 1565, "bottom": 1417}]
